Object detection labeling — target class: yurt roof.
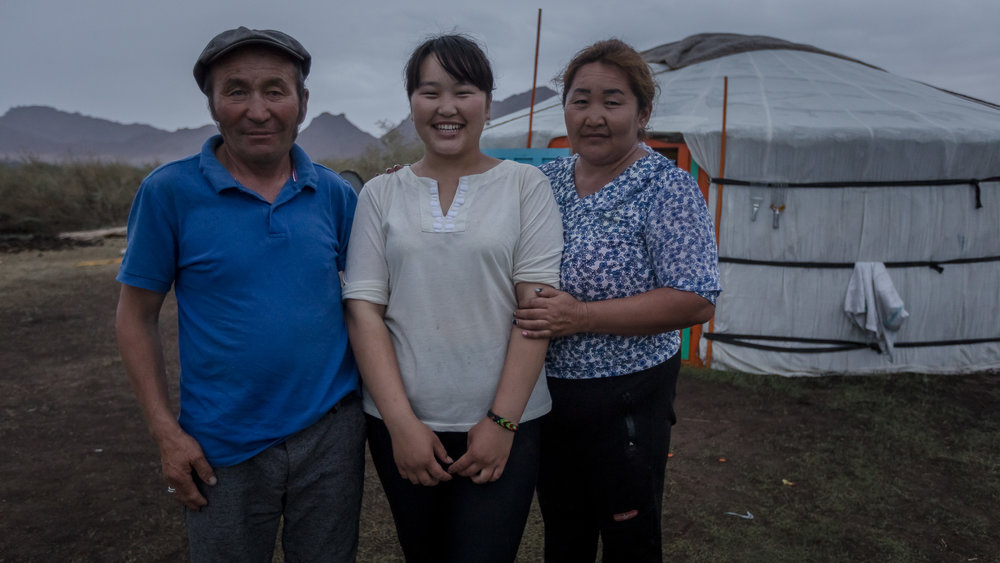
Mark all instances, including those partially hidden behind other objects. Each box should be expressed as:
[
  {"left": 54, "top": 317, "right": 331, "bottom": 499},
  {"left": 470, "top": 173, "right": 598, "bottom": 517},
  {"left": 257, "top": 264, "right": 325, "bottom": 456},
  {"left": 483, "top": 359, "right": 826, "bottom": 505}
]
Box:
[
  {"left": 640, "top": 32, "right": 882, "bottom": 72},
  {"left": 483, "top": 33, "right": 1000, "bottom": 182}
]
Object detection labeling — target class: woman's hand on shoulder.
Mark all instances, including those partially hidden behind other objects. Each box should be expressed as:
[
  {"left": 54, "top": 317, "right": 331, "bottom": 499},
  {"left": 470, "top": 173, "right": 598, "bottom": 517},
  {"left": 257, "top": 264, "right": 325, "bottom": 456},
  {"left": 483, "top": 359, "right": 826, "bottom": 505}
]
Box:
[
  {"left": 448, "top": 417, "right": 515, "bottom": 484},
  {"left": 513, "top": 286, "right": 588, "bottom": 338},
  {"left": 386, "top": 419, "right": 453, "bottom": 486},
  {"left": 378, "top": 163, "right": 406, "bottom": 176}
]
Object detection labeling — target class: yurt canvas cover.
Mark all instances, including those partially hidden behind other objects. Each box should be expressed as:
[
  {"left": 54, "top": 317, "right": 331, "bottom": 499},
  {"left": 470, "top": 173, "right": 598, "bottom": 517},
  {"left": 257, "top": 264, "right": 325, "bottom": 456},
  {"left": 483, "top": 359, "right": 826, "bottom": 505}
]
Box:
[{"left": 482, "top": 34, "right": 1000, "bottom": 376}]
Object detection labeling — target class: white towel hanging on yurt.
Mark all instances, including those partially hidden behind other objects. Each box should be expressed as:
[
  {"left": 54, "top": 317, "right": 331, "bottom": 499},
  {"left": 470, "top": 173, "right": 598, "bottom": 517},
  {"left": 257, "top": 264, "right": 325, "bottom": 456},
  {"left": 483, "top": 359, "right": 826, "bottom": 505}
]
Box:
[{"left": 844, "top": 262, "right": 910, "bottom": 360}]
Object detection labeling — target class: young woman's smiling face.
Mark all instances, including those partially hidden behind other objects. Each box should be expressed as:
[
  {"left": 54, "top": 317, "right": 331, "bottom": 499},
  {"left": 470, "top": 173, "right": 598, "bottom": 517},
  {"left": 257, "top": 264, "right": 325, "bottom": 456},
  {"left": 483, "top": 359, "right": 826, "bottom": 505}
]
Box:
[{"left": 409, "top": 55, "right": 490, "bottom": 160}]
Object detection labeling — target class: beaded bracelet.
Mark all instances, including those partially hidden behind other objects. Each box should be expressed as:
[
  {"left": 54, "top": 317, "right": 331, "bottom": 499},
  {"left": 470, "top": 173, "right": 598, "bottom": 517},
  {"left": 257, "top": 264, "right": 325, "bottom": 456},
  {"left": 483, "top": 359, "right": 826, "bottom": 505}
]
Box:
[{"left": 487, "top": 410, "right": 518, "bottom": 432}]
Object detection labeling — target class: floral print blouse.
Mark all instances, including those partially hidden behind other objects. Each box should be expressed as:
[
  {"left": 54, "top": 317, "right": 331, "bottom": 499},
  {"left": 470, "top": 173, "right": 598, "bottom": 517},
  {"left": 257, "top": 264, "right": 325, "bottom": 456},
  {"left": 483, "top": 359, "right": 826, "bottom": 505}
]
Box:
[{"left": 540, "top": 146, "right": 721, "bottom": 379}]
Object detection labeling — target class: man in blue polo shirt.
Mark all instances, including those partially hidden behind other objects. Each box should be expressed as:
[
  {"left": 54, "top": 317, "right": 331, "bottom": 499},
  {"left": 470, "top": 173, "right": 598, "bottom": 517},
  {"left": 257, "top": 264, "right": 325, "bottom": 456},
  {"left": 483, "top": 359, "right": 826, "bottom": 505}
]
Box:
[{"left": 115, "top": 27, "right": 363, "bottom": 561}]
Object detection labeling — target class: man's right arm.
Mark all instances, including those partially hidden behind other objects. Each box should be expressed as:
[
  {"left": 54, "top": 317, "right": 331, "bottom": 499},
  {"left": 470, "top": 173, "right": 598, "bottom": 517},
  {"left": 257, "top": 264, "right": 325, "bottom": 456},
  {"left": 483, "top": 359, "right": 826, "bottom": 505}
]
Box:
[{"left": 115, "top": 284, "right": 216, "bottom": 510}]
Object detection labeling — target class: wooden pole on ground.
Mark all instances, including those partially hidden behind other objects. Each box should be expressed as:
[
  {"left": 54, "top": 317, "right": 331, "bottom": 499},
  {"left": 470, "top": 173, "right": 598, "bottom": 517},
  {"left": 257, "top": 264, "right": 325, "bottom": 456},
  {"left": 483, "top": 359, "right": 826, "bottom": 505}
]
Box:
[{"left": 706, "top": 76, "right": 728, "bottom": 369}]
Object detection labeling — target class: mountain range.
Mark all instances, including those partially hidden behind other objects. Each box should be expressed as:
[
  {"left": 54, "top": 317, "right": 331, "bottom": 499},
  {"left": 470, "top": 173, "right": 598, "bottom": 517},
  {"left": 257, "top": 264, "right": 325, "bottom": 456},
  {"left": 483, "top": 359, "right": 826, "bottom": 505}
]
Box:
[{"left": 0, "top": 87, "right": 556, "bottom": 166}]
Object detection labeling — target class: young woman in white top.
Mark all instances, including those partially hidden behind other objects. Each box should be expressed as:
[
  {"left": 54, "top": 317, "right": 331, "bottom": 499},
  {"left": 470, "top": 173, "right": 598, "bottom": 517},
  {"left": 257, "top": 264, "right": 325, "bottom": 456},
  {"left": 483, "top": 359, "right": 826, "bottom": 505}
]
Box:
[{"left": 342, "top": 34, "right": 563, "bottom": 563}]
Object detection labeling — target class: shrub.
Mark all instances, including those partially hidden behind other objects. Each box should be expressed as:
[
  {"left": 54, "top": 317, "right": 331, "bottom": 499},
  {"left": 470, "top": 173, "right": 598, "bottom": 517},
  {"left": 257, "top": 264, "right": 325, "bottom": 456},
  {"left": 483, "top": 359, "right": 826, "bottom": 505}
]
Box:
[
  {"left": 321, "top": 121, "right": 424, "bottom": 183},
  {"left": 0, "top": 159, "right": 152, "bottom": 235},
  {"left": 0, "top": 124, "right": 423, "bottom": 236}
]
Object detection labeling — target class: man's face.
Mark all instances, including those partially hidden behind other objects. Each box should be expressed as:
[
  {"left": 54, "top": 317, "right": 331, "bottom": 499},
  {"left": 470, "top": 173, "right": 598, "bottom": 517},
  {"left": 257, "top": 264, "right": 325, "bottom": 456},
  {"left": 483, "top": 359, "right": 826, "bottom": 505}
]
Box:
[{"left": 209, "top": 46, "right": 308, "bottom": 169}]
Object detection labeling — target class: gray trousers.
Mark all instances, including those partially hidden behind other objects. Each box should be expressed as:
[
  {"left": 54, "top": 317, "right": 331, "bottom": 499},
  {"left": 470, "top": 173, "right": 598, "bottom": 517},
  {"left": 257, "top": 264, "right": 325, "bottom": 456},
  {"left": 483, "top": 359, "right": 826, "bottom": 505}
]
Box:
[{"left": 185, "top": 395, "right": 365, "bottom": 563}]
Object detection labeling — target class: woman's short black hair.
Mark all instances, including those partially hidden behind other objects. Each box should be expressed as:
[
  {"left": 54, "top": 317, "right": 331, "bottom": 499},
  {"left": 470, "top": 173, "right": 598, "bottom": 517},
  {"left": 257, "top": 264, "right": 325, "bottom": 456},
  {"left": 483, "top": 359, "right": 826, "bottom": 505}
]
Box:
[{"left": 404, "top": 34, "right": 494, "bottom": 100}]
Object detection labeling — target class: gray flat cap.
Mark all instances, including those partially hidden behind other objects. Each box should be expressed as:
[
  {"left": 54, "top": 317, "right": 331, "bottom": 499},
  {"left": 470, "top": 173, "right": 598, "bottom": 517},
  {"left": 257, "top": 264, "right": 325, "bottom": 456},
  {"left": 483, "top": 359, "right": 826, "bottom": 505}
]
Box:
[{"left": 193, "top": 26, "right": 311, "bottom": 90}]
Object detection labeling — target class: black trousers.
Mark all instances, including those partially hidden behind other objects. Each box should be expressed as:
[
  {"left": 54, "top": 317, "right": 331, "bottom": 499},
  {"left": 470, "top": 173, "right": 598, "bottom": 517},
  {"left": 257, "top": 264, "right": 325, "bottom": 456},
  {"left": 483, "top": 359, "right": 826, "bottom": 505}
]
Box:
[
  {"left": 367, "top": 414, "right": 541, "bottom": 563},
  {"left": 537, "top": 354, "right": 680, "bottom": 563}
]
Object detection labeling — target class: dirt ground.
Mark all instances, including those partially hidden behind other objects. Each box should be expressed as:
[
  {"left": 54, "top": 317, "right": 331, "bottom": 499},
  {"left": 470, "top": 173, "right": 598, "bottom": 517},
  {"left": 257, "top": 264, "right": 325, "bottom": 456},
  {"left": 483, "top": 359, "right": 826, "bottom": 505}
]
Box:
[{"left": 1, "top": 238, "right": 996, "bottom": 562}]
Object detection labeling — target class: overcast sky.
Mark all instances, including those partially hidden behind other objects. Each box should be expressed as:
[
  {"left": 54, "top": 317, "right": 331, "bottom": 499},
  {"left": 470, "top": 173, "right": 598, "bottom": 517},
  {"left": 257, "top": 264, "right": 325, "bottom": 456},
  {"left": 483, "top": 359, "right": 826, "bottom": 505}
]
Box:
[{"left": 3, "top": 0, "right": 998, "bottom": 137}]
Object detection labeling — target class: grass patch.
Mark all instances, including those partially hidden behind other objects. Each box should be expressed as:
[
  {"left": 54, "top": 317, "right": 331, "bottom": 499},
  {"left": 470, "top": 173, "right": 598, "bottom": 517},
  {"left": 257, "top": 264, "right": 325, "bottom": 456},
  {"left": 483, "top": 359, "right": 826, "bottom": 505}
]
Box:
[{"left": 661, "top": 367, "right": 999, "bottom": 562}]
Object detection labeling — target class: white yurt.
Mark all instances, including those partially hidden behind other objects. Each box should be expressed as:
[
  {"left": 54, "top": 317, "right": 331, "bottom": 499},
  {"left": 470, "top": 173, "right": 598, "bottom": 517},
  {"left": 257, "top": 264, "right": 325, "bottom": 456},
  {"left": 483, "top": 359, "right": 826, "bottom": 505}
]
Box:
[{"left": 482, "top": 33, "right": 1000, "bottom": 376}]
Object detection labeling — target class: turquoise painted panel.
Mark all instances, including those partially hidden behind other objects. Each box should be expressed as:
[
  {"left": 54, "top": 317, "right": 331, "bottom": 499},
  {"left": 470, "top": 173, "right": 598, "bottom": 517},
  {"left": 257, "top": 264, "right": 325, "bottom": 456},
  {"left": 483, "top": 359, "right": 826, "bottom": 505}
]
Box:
[
  {"left": 681, "top": 327, "right": 690, "bottom": 360},
  {"left": 483, "top": 148, "right": 571, "bottom": 167}
]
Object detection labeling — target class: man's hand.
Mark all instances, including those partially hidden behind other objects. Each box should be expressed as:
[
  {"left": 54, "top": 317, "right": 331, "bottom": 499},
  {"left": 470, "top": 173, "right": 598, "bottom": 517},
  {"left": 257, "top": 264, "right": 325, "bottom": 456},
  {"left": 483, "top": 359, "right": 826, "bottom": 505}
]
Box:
[
  {"left": 513, "top": 287, "right": 589, "bottom": 338},
  {"left": 157, "top": 429, "right": 216, "bottom": 510},
  {"left": 448, "top": 417, "right": 515, "bottom": 484}
]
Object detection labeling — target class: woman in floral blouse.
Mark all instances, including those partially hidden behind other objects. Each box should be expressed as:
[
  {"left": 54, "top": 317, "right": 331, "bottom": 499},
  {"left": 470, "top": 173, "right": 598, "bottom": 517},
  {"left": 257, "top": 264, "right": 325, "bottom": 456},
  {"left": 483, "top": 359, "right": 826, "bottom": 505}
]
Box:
[{"left": 514, "top": 39, "right": 721, "bottom": 563}]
